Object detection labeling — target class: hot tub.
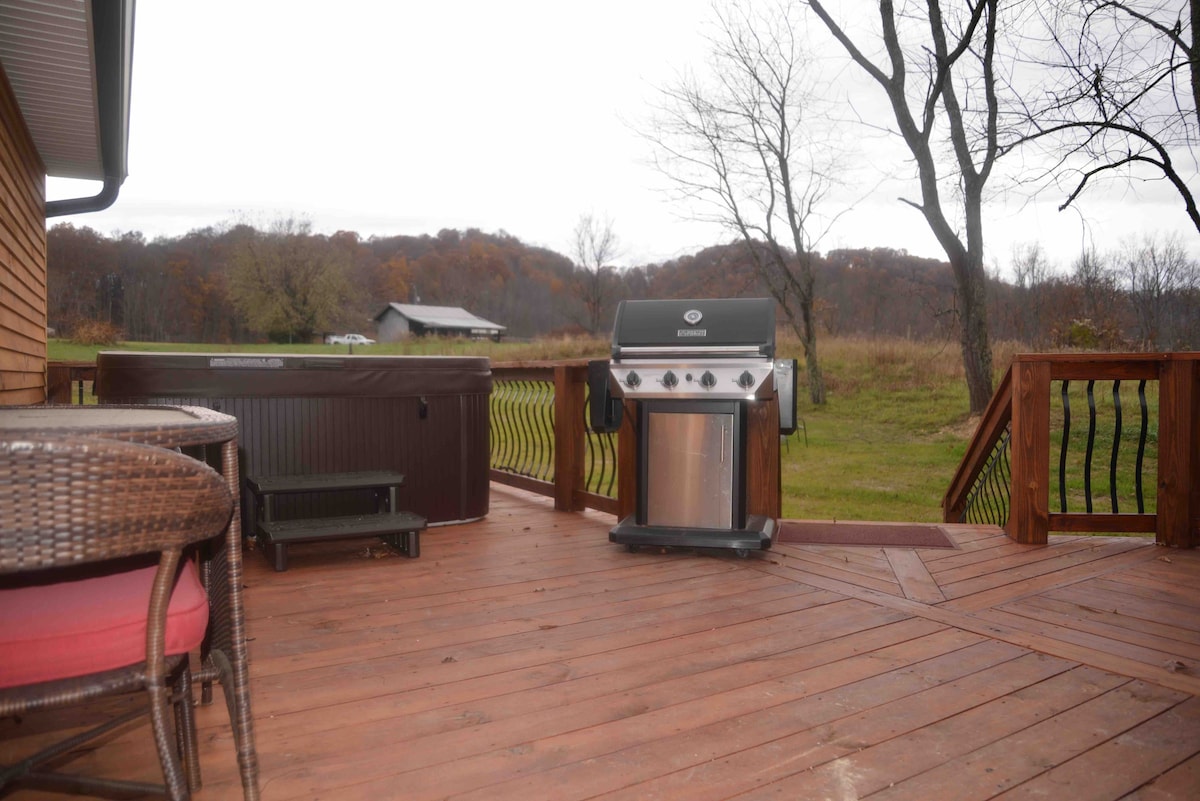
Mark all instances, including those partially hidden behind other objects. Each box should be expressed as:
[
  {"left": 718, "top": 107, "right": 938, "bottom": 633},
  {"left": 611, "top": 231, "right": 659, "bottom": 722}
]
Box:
[{"left": 95, "top": 353, "right": 491, "bottom": 526}]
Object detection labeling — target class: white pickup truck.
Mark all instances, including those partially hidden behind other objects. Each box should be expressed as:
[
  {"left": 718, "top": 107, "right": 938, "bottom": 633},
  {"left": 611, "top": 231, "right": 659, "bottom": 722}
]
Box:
[{"left": 324, "top": 333, "right": 376, "bottom": 346}]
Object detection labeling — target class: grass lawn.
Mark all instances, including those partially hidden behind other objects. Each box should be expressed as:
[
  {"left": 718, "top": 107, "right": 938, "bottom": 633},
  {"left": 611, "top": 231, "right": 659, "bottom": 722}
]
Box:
[{"left": 778, "top": 337, "right": 977, "bottom": 522}]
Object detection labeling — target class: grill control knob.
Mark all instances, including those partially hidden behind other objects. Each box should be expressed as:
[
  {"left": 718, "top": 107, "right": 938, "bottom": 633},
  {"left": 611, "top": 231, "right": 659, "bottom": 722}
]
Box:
[
  {"left": 699, "top": 370, "right": 717, "bottom": 389},
  {"left": 662, "top": 370, "right": 679, "bottom": 389},
  {"left": 625, "top": 370, "right": 641, "bottom": 388},
  {"left": 737, "top": 370, "right": 756, "bottom": 390}
]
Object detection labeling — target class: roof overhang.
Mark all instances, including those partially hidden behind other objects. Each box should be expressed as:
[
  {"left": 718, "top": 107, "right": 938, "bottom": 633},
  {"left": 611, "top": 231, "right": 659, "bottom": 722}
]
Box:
[{"left": 0, "top": 0, "right": 134, "bottom": 185}]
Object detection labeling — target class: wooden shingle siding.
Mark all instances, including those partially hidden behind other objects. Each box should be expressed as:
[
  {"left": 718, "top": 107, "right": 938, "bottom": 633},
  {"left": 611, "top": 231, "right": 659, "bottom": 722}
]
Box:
[{"left": 0, "top": 63, "right": 48, "bottom": 405}]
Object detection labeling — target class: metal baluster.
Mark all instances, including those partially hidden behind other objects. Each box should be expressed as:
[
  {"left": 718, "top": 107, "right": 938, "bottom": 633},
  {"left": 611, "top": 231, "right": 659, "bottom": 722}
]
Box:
[
  {"left": 988, "top": 430, "right": 1012, "bottom": 526},
  {"left": 1110, "top": 380, "right": 1122, "bottom": 513},
  {"left": 582, "top": 386, "right": 600, "bottom": 492},
  {"left": 535, "top": 381, "right": 555, "bottom": 481},
  {"left": 1059, "top": 380, "right": 1071, "bottom": 513},
  {"left": 1084, "top": 380, "right": 1097, "bottom": 513},
  {"left": 975, "top": 462, "right": 999, "bottom": 525},
  {"left": 600, "top": 431, "right": 618, "bottom": 496},
  {"left": 516, "top": 381, "right": 538, "bottom": 478},
  {"left": 488, "top": 384, "right": 502, "bottom": 469},
  {"left": 495, "top": 382, "right": 516, "bottom": 472},
  {"left": 1136, "top": 379, "right": 1148, "bottom": 514},
  {"left": 496, "top": 381, "right": 511, "bottom": 470},
  {"left": 962, "top": 426, "right": 1011, "bottom": 527}
]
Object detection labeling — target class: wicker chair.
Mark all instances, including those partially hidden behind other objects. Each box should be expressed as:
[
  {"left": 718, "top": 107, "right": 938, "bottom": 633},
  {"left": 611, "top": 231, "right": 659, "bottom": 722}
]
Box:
[{"left": 0, "top": 435, "right": 234, "bottom": 799}]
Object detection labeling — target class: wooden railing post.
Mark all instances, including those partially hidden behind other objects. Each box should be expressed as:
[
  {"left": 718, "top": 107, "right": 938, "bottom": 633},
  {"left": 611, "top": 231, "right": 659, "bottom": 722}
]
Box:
[
  {"left": 46, "top": 362, "right": 73, "bottom": 404},
  {"left": 1008, "top": 358, "right": 1050, "bottom": 545},
  {"left": 553, "top": 365, "right": 586, "bottom": 512},
  {"left": 746, "top": 394, "right": 782, "bottom": 519},
  {"left": 1157, "top": 356, "right": 1199, "bottom": 549}
]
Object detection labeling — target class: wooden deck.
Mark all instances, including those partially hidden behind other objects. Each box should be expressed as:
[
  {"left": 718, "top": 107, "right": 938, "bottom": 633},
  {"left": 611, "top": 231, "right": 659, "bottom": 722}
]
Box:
[{"left": 3, "top": 483, "right": 1199, "bottom": 799}]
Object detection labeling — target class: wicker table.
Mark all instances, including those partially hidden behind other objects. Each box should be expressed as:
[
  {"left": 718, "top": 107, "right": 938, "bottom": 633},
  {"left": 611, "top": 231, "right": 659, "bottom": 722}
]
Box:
[{"left": 0, "top": 404, "right": 260, "bottom": 800}]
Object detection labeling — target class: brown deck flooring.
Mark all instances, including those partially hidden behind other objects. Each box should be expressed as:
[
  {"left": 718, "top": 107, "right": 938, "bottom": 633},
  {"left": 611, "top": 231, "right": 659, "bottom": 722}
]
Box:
[{"left": 3, "top": 484, "right": 1199, "bottom": 800}]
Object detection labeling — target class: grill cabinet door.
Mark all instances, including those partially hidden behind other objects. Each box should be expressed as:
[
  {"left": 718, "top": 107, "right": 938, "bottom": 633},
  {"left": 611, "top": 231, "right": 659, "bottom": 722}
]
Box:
[{"left": 645, "top": 411, "right": 734, "bottom": 529}]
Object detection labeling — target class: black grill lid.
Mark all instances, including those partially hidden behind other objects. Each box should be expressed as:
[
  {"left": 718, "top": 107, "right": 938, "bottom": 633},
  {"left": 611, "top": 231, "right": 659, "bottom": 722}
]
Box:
[{"left": 611, "top": 298, "right": 775, "bottom": 357}]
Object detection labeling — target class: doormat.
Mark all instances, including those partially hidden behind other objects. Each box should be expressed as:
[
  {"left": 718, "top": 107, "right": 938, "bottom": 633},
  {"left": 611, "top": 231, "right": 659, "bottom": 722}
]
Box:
[{"left": 776, "top": 521, "right": 957, "bottom": 549}]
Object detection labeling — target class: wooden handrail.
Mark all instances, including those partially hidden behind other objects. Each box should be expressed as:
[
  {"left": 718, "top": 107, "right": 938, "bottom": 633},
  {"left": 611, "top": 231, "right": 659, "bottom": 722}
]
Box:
[
  {"left": 942, "top": 365, "right": 1012, "bottom": 523},
  {"left": 946, "top": 352, "right": 1199, "bottom": 548}
]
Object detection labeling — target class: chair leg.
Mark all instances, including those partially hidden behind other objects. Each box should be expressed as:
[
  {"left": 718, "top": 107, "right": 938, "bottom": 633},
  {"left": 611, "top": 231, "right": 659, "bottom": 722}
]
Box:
[
  {"left": 209, "top": 648, "right": 261, "bottom": 800},
  {"left": 148, "top": 675, "right": 191, "bottom": 801},
  {"left": 174, "top": 661, "right": 202, "bottom": 793}
]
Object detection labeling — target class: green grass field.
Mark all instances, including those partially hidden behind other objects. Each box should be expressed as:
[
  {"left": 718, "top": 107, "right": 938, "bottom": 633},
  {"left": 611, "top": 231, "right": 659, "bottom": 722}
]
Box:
[
  {"left": 49, "top": 334, "right": 1010, "bottom": 524},
  {"left": 775, "top": 336, "right": 976, "bottom": 522}
]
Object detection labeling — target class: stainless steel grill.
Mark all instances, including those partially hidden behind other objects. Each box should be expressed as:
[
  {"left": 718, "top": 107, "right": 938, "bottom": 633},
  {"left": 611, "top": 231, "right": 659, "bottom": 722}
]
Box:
[
  {"left": 608, "top": 297, "right": 777, "bottom": 401},
  {"left": 590, "top": 298, "right": 797, "bottom": 556}
]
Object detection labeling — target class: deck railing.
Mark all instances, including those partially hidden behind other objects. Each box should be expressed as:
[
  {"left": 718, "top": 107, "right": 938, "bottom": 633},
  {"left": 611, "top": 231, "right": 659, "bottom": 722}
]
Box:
[
  {"left": 46, "top": 361, "right": 97, "bottom": 404},
  {"left": 489, "top": 361, "right": 619, "bottom": 514},
  {"left": 944, "top": 353, "right": 1199, "bottom": 548}
]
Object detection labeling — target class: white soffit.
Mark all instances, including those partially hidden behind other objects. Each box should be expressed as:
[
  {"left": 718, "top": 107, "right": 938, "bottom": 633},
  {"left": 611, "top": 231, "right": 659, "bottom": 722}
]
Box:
[{"left": 0, "top": 0, "right": 102, "bottom": 179}]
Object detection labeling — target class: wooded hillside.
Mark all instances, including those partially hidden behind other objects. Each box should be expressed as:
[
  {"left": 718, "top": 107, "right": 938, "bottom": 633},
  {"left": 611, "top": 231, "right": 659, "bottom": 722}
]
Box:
[{"left": 46, "top": 222, "right": 1199, "bottom": 350}]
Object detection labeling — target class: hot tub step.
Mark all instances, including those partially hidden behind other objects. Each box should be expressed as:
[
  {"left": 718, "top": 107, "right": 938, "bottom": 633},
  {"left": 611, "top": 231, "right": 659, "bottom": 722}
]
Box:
[{"left": 258, "top": 511, "right": 426, "bottom": 571}]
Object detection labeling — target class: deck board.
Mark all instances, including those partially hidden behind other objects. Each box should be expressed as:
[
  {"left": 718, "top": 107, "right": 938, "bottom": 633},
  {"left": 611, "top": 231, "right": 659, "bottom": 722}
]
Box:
[{"left": 2, "top": 483, "right": 1198, "bottom": 800}]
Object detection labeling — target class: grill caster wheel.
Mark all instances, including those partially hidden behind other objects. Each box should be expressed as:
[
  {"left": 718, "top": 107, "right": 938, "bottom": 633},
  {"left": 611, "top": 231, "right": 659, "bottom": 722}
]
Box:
[
  {"left": 734, "top": 548, "right": 750, "bottom": 559},
  {"left": 626, "top": 544, "right": 640, "bottom": 553}
]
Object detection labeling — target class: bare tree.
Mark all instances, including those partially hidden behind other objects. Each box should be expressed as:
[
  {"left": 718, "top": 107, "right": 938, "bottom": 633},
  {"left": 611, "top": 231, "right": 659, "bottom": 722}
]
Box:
[
  {"left": 1010, "top": 242, "right": 1054, "bottom": 345},
  {"left": 647, "top": 0, "right": 834, "bottom": 404},
  {"left": 1119, "top": 231, "right": 1199, "bottom": 348},
  {"left": 808, "top": 0, "right": 1003, "bottom": 414},
  {"left": 1071, "top": 247, "right": 1123, "bottom": 324},
  {"left": 572, "top": 213, "right": 622, "bottom": 335},
  {"left": 1010, "top": 1, "right": 1200, "bottom": 233}
]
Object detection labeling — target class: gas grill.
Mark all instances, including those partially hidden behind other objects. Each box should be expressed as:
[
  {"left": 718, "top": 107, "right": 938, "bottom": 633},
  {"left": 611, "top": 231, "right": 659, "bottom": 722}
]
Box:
[{"left": 590, "top": 298, "right": 798, "bottom": 555}]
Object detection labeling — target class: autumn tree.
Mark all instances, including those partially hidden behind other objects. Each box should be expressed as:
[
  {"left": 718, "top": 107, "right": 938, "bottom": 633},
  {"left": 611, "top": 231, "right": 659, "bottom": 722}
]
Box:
[
  {"left": 45, "top": 223, "right": 118, "bottom": 335},
  {"left": 808, "top": 0, "right": 1005, "bottom": 414},
  {"left": 227, "top": 218, "right": 353, "bottom": 343},
  {"left": 648, "top": 0, "right": 832, "bottom": 404},
  {"left": 571, "top": 213, "right": 622, "bottom": 335},
  {"left": 377, "top": 255, "right": 414, "bottom": 306}
]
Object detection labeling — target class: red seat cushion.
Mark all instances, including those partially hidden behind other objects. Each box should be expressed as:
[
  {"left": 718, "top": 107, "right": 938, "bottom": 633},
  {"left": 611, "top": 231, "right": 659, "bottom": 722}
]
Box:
[{"left": 0, "top": 557, "right": 209, "bottom": 688}]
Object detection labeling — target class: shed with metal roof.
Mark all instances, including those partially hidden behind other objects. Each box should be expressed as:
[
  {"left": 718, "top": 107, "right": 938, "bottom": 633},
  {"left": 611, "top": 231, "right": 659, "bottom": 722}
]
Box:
[{"left": 374, "top": 303, "right": 506, "bottom": 342}]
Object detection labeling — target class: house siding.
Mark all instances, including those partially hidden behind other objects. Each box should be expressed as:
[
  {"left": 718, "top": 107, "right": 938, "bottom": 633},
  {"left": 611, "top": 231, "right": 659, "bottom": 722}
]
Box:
[
  {"left": 0, "top": 64, "right": 48, "bottom": 405},
  {"left": 377, "top": 308, "right": 412, "bottom": 342}
]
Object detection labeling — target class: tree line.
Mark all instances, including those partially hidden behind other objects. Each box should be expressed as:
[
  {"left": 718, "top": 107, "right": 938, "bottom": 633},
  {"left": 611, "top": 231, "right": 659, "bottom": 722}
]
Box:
[
  {"left": 640, "top": 0, "right": 1200, "bottom": 412},
  {"left": 46, "top": 221, "right": 1198, "bottom": 353},
  {"left": 50, "top": 0, "right": 1200, "bottom": 419}
]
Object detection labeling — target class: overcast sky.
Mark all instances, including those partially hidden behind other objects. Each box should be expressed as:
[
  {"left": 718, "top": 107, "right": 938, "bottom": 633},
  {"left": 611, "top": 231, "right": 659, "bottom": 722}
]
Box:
[{"left": 48, "top": 1, "right": 1198, "bottom": 276}]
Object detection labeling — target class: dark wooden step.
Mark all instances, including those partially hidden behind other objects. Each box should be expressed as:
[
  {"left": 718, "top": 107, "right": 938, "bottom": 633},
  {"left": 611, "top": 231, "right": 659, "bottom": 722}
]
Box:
[
  {"left": 258, "top": 511, "right": 426, "bottom": 571},
  {"left": 246, "top": 470, "right": 405, "bottom": 496}
]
